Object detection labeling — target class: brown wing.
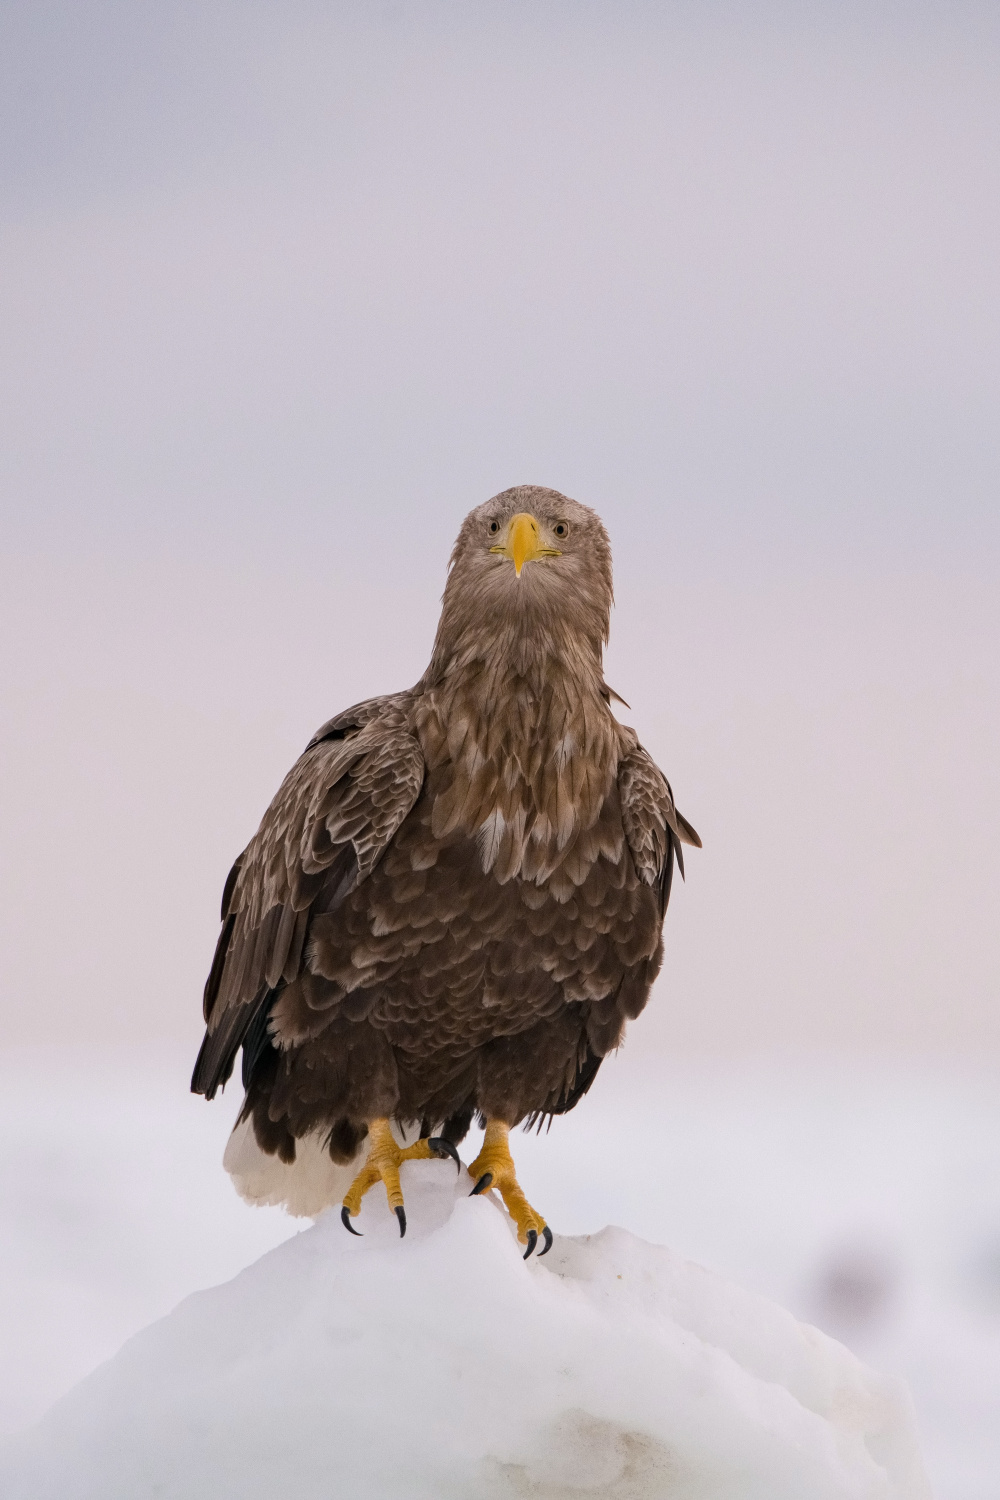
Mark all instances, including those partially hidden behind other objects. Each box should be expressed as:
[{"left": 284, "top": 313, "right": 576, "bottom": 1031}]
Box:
[
  {"left": 191, "top": 696, "right": 425, "bottom": 1098},
  {"left": 618, "top": 743, "right": 701, "bottom": 916}
]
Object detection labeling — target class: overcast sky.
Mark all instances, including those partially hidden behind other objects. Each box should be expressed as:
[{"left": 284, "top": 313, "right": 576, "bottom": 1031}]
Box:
[{"left": 1, "top": 0, "right": 998, "bottom": 1057}]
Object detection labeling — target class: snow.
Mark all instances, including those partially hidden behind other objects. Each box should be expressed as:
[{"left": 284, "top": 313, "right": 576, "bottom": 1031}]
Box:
[
  {"left": 0, "top": 1159, "right": 930, "bottom": 1500},
  {"left": 4, "top": 1046, "right": 999, "bottom": 1494}
]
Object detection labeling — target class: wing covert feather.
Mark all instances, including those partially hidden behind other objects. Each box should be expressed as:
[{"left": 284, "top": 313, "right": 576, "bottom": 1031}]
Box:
[
  {"left": 618, "top": 744, "right": 701, "bottom": 916},
  {"left": 192, "top": 698, "right": 425, "bottom": 1097}
]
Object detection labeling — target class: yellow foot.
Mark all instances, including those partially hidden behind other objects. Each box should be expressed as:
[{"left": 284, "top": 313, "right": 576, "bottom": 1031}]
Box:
[
  {"left": 341, "top": 1118, "right": 460, "bottom": 1238},
  {"left": 467, "top": 1119, "right": 553, "bottom": 1260}
]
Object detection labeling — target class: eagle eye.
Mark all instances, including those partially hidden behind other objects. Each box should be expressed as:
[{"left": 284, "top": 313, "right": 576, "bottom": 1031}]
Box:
[
  {"left": 487, "top": 519, "right": 501, "bottom": 536},
  {"left": 553, "top": 521, "right": 569, "bottom": 539}
]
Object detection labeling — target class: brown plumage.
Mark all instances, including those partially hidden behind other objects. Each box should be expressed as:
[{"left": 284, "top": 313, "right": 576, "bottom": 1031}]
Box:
[{"left": 192, "top": 486, "right": 699, "bottom": 1232}]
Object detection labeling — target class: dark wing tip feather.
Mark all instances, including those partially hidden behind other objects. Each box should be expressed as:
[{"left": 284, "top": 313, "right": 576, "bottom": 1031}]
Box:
[
  {"left": 659, "top": 833, "right": 676, "bottom": 916},
  {"left": 220, "top": 853, "right": 245, "bottom": 921},
  {"left": 675, "top": 811, "right": 702, "bottom": 848},
  {"left": 202, "top": 913, "right": 236, "bottom": 1023},
  {"left": 241, "top": 989, "right": 280, "bottom": 1091},
  {"left": 548, "top": 1047, "right": 604, "bottom": 1117},
  {"left": 191, "top": 1027, "right": 235, "bottom": 1099},
  {"left": 191, "top": 984, "right": 274, "bottom": 1099}
]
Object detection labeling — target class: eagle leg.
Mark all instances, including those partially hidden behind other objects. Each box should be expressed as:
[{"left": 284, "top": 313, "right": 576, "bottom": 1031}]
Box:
[
  {"left": 467, "top": 1120, "right": 552, "bottom": 1259},
  {"left": 341, "top": 1119, "right": 459, "bottom": 1237}
]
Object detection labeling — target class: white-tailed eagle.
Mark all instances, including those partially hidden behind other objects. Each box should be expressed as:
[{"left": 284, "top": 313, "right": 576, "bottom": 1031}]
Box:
[{"left": 193, "top": 487, "right": 699, "bottom": 1256}]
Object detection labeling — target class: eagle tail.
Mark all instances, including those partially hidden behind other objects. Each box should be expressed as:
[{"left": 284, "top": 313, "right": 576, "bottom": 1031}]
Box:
[{"left": 222, "top": 1115, "right": 367, "bottom": 1218}]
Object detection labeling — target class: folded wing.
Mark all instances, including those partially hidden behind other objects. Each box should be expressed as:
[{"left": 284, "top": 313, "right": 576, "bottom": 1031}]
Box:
[
  {"left": 619, "top": 743, "right": 701, "bottom": 917},
  {"left": 191, "top": 697, "right": 425, "bottom": 1098}
]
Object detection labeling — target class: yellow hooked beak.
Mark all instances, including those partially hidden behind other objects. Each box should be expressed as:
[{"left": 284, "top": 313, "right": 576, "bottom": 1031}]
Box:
[{"left": 490, "top": 512, "right": 562, "bottom": 577}]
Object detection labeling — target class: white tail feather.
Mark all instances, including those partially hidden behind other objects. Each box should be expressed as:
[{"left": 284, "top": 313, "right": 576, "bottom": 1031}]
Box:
[{"left": 223, "top": 1116, "right": 421, "bottom": 1218}]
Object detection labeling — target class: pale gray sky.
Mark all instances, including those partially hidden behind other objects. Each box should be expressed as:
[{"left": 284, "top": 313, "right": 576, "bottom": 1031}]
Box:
[{"left": 1, "top": 1, "right": 997, "bottom": 1054}]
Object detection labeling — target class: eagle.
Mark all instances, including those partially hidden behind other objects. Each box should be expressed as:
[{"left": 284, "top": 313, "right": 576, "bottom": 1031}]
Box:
[{"left": 192, "top": 486, "right": 699, "bottom": 1257}]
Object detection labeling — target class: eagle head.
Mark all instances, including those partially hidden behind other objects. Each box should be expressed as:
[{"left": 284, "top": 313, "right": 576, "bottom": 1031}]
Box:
[{"left": 428, "top": 486, "right": 615, "bottom": 683}]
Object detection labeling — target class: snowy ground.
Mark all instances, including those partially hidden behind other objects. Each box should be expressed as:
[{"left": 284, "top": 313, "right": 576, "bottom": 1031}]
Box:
[
  {"left": 1, "top": 1164, "right": 929, "bottom": 1500},
  {"left": 2, "top": 1044, "right": 998, "bottom": 1497}
]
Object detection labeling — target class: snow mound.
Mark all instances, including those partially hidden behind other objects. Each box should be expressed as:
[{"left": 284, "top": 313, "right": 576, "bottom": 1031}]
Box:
[{"left": 0, "top": 1161, "right": 930, "bottom": 1500}]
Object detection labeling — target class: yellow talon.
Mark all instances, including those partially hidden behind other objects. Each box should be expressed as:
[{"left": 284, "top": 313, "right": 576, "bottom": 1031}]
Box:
[
  {"left": 341, "top": 1118, "right": 443, "bottom": 1235},
  {"left": 468, "top": 1120, "right": 552, "bottom": 1258}
]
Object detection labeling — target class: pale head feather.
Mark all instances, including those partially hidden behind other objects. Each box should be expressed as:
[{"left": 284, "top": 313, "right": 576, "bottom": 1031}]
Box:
[{"left": 423, "top": 485, "right": 614, "bottom": 691}]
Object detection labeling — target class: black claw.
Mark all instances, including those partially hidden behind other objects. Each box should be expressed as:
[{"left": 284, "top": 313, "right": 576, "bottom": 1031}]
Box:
[
  {"left": 427, "top": 1137, "right": 461, "bottom": 1172},
  {"left": 470, "top": 1171, "right": 493, "bottom": 1197},
  {"left": 341, "top": 1206, "right": 362, "bottom": 1237},
  {"left": 523, "top": 1229, "right": 538, "bottom": 1260},
  {"left": 539, "top": 1226, "right": 553, "bottom": 1256},
  {"left": 395, "top": 1205, "right": 406, "bottom": 1238}
]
